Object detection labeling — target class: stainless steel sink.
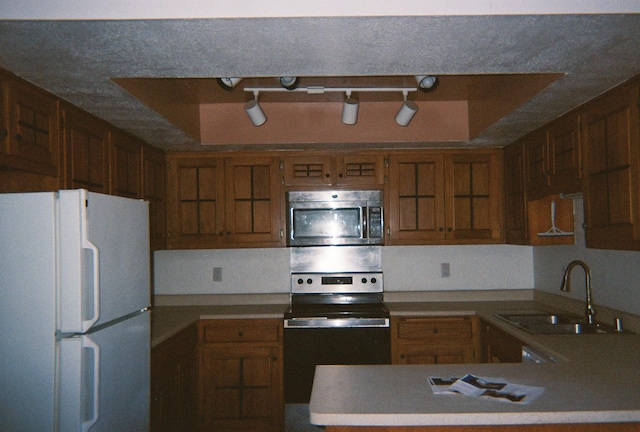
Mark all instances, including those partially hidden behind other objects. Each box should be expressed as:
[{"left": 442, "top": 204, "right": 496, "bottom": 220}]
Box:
[{"left": 494, "top": 310, "right": 620, "bottom": 335}]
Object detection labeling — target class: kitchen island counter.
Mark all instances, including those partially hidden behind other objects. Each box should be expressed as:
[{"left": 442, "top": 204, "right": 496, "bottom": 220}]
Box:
[{"left": 310, "top": 330, "right": 640, "bottom": 430}]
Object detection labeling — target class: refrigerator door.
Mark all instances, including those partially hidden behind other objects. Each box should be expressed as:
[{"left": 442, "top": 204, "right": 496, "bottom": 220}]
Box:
[
  {"left": 0, "top": 192, "right": 58, "bottom": 432},
  {"left": 59, "top": 311, "right": 150, "bottom": 432},
  {"left": 58, "top": 190, "right": 150, "bottom": 333}
]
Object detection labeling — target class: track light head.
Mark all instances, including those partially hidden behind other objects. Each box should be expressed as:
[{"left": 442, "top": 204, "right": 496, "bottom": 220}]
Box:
[
  {"left": 245, "top": 91, "right": 267, "bottom": 126},
  {"left": 279, "top": 77, "right": 299, "bottom": 90},
  {"left": 217, "top": 77, "right": 243, "bottom": 91},
  {"left": 341, "top": 92, "right": 359, "bottom": 125},
  {"left": 415, "top": 75, "right": 437, "bottom": 92},
  {"left": 395, "top": 100, "right": 419, "bottom": 126}
]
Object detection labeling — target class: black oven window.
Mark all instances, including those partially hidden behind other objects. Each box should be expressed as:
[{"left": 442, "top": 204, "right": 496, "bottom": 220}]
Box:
[{"left": 292, "top": 208, "right": 361, "bottom": 238}]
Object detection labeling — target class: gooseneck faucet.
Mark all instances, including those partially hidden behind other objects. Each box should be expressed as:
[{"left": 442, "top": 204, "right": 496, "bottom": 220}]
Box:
[{"left": 560, "top": 260, "right": 596, "bottom": 325}]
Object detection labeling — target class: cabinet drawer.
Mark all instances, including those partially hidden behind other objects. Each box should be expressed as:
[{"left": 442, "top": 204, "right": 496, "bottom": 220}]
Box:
[
  {"left": 200, "top": 319, "right": 281, "bottom": 344},
  {"left": 395, "top": 317, "right": 474, "bottom": 341}
]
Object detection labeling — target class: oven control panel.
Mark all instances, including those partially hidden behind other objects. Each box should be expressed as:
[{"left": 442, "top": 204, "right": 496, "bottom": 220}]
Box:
[{"left": 291, "top": 272, "right": 383, "bottom": 294}]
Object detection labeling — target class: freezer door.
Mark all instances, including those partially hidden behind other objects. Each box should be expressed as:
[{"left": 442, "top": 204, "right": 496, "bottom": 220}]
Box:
[
  {"left": 59, "top": 311, "right": 150, "bottom": 432},
  {"left": 58, "top": 190, "right": 150, "bottom": 333},
  {"left": 0, "top": 192, "right": 58, "bottom": 432}
]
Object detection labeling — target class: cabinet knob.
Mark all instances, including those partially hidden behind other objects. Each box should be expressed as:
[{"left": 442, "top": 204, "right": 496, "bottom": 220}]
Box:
[
  {"left": 338, "top": 173, "right": 343, "bottom": 178},
  {"left": 14, "top": 133, "right": 22, "bottom": 142},
  {"left": 325, "top": 173, "right": 330, "bottom": 178},
  {"left": 447, "top": 227, "right": 452, "bottom": 232},
  {"left": 433, "top": 328, "right": 439, "bottom": 334},
  {"left": 226, "top": 231, "right": 231, "bottom": 235},
  {"left": 0, "top": 129, "right": 7, "bottom": 139},
  {"left": 438, "top": 227, "right": 444, "bottom": 232},
  {"left": 400, "top": 354, "right": 405, "bottom": 359},
  {"left": 271, "top": 356, "right": 278, "bottom": 362},
  {"left": 238, "top": 331, "right": 244, "bottom": 337}
]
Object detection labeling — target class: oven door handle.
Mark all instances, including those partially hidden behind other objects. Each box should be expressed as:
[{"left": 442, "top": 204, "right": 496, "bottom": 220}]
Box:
[{"left": 284, "top": 317, "right": 389, "bottom": 328}]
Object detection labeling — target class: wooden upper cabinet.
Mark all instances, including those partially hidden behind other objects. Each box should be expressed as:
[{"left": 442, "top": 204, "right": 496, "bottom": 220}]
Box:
[
  {"left": 225, "top": 156, "right": 283, "bottom": 246},
  {"left": 387, "top": 153, "right": 445, "bottom": 243},
  {"left": 142, "top": 146, "right": 166, "bottom": 251},
  {"left": 110, "top": 131, "right": 142, "bottom": 199},
  {"left": 166, "top": 154, "right": 283, "bottom": 249},
  {"left": 282, "top": 154, "right": 333, "bottom": 187},
  {"left": 388, "top": 150, "right": 502, "bottom": 244},
  {"left": 444, "top": 151, "right": 502, "bottom": 241},
  {"left": 282, "top": 153, "right": 385, "bottom": 188},
  {"left": 63, "top": 105, "right": 109, "bottom": 193},
  {"left": 166, "top": 155, "right": 225, "bottom": 249},
  {"left": 582, "top": 82, "right": 640, "bottom": 250},
  {"left": 524, "top": 114, "right": 582, "bottom": 199},
  {"left": 503, "top": 142, "right": 528, "bottom": 245},
  {"left": 1, "top": 79, "right": 60, "bottom": 177}
]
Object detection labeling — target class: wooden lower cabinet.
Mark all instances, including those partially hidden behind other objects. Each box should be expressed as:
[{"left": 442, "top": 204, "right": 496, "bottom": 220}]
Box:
[
  {"left": 197, "top": 319, "right": 284, "bottom": 432},
  {"left": 391, "top": 316, "right": 479, "bottom": 365},
  {"left": 151, "top": 323, "right": 198, "bottom": 432},
  {"left": 480, "top": 320, "right": 523, "bottom": 363}
]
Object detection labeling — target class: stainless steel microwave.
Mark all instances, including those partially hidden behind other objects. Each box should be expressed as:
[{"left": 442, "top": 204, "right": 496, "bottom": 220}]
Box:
[{"left": 286, "top": 190, "right": 384, "bottom": 246}]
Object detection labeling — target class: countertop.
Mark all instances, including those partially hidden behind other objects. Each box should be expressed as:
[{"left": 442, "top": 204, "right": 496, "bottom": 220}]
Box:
[
  {"left": 150, "top": 298, "right": 640, "bottom": 426},
  {"left": 309, "top": 306, "right": 640, "bottom": 427}
]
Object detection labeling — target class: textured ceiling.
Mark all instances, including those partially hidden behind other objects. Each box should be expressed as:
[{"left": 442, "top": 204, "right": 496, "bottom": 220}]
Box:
[{"left": 0, "top": 14, "right": 639, "bottom": 151}]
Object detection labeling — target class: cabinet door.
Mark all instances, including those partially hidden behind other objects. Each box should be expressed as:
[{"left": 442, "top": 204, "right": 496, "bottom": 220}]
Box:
[
  {"left": 503, "top": 142, "right": 528, "bottom": 244},
  {"left": 166, "top": 155, "right": 225, "bottom": 249},
  {"left": 582, "top": 84, "right": 640, "bottom": 250},
  {"left": 481, "top": 321, "right": 523, "bottom": 363},
  {"left": 199, "top": 344, "right": 282, "bottom": 432},
  {"left": 444, "top": 151, "right": 503, "bottom": 241},
  {"left": 63, "top": 105, "right": 109, "bottom": 193},
  {"left": 225, "top": 156, "right": 283, "bottom": 246},
  {"left": 387, "top": 153, "right": 445, "bottom": 243},
  {"left": 110, "top": 131, "right": 142, "bottom": 199},
  {"left": 2, "top": 80, "right": 60, "bottom": 176},
  {"left": 547, "top": 114, "right": 582, "bottom": 193},
  {"left": 142, "top": 146, "right": 166, "bottom": 250},
  {"left": 335, "top": 153, "right": 385, "bottom": 186},
  {"left": 282, "top": 155, "right": 333, "bottom": 187},
  {"left": 524, "top": 129, "right": 550, "bottom": 197}
]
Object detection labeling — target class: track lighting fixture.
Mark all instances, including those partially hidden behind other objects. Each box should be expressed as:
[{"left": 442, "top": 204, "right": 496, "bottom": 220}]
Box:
[
  {"left": 341, "top": 91, "right": 359, "bottom": 125},
  {"left": 244, "top": 91, "right": 267, "bottom": 126},
  {"left": 415, "top": 75, "right": 437, "bottom": 91},
  {"left": 279, "top": 77, "right": 299, "bottom": 90},
  {"left": 217, "top": 77, "right": 243, "bottom": 90},
  {"left": 395, "top": 90, "right": 419, "bottom": 126}
]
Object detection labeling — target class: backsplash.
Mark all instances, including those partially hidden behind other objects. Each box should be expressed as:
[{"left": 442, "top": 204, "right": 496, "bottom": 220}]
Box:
[{"left": 153, "top": 244, "right": 534, "bottom": 295}]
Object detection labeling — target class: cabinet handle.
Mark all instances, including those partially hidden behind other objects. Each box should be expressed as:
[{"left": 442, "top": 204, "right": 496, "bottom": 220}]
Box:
[{"left": 280, "top": 228, "right": 284, "bottom": 238}]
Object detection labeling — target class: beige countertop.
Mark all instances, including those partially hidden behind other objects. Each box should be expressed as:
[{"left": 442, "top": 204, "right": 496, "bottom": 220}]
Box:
[{"left": 309, "top": 303, "right": 640, "bottom": 427}]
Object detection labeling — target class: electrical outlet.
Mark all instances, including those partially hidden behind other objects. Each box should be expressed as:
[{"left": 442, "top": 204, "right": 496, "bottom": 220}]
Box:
[
  {"left": 441, "top": 263, "right": 450, "bottom": 277},
  {"left": 212, "top": 267, "right": 222, "bottom": 282}
]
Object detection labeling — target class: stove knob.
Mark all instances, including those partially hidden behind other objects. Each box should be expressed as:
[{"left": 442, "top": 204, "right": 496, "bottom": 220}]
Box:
[
  {"left": 371, "top": 277, "right": 377, "bottom": 284},
  {"left": 297, "top": 278, "right": 304, "bottom": 285},
  {"left": 361, "top": 278, "right": 368, "bottom": 284},
  {"left": 307, "top": 278, "right": 313, "bottom": 285}
]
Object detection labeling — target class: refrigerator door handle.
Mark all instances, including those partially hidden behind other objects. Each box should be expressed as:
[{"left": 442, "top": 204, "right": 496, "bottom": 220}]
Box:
[
  {"left": 80, "top": 203, "right": 101, "bottom": 333},
  {"left": 82, "top": 336, "right": 100, "bottom": 432}
]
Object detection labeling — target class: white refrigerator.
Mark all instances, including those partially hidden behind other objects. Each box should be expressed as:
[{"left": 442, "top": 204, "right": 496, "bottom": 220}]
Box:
[{"left": 0, "top": 189, "right": 151, "bottom": 432}]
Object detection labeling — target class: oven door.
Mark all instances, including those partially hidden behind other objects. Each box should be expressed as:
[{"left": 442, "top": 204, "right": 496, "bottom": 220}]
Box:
[{"left": 283, "top": 325, "right": 391, "bottom": 403}]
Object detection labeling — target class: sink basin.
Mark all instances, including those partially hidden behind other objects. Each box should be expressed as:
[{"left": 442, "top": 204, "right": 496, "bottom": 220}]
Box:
[{"left": 494, "top": 310, "right": 621, "bottom": 335}]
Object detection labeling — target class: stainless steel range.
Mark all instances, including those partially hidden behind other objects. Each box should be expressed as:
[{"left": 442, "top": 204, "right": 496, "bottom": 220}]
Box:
[{"left": 283, "top": 247, "right": 391, "bottom": 403}]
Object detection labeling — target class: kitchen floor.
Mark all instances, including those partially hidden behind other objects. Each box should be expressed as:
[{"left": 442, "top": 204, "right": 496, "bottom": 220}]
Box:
[{"left": 285, "top": 404, "right": 324, "bottom": 431}]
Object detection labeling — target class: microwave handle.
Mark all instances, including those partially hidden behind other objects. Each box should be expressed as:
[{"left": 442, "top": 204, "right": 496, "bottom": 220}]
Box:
[{"left": 362, "top": 206, "right": 368, "bottom": 239}]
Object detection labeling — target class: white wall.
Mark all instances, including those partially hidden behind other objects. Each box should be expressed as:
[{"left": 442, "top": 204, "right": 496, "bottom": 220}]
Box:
[
  {"left": 154, "top": 244, "right": 534, "bottom": 295},
  {"left": 532, "top": 198, "right": 640, "bottom": 316}
]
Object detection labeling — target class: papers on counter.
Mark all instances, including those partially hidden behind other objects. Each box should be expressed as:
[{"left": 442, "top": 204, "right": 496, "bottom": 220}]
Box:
[{"left": 428, "top": 374, "right": 544, "bottom": 404}]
